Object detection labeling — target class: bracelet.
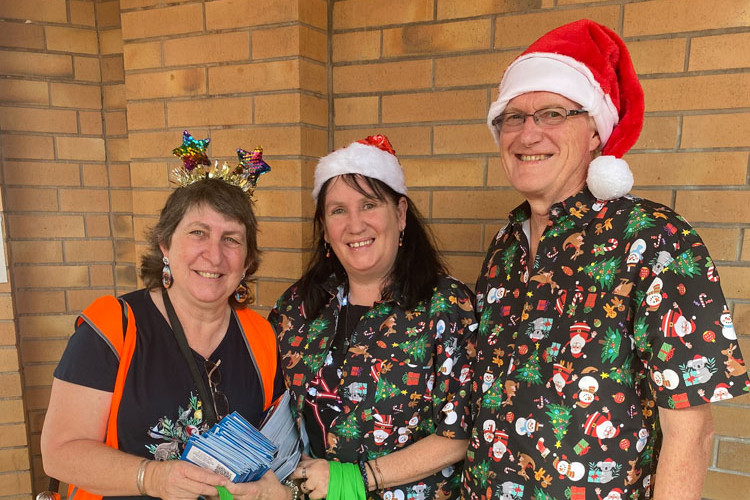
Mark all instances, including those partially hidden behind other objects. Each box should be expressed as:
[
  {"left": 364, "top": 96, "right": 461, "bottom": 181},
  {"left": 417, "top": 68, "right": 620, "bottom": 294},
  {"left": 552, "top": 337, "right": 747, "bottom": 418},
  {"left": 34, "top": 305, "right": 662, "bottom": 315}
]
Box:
[
  {"left": 283, "top": 479, "right": 301, "bottom": 500},
  {"left": 357, "top": 460, "right": 370, "bottom": 491},
  {"left": 136, "top": 458, "right": 150, "bottom": 496},
  {"left": 365, "top": 460, "right": 379, "bottom": 490},
  {"left": 373, "top": 458, "right": 385, "bottom": 490}
]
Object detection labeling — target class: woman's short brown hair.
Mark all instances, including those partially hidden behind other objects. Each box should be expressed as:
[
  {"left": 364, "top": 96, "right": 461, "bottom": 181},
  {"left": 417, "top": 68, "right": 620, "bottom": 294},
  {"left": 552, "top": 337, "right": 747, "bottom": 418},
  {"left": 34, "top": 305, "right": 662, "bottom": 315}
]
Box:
[{"left": 139, "top": 178, "right": 260, "bottom": 308}]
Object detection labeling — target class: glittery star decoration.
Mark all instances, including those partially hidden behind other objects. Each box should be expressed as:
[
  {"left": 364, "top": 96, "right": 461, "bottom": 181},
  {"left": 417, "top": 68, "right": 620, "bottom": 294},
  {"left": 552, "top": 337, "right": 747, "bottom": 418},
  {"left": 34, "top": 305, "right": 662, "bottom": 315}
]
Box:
[
  {"left": 169, "top": 131, "right": 270, "bottom": 201},
  {"left": 236, "top": 146, "right": 271, "bottom": 190},
  {"left": 172, "top": 130, "right": 210, "bottom": 172}
]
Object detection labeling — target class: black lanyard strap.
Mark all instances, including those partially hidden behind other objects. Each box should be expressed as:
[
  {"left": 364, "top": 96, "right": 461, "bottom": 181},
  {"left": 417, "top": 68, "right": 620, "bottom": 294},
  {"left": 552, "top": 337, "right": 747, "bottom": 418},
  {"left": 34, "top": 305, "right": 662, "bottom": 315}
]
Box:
[{"left": 161, "top": 288, "right": 218, "bottom": 427}]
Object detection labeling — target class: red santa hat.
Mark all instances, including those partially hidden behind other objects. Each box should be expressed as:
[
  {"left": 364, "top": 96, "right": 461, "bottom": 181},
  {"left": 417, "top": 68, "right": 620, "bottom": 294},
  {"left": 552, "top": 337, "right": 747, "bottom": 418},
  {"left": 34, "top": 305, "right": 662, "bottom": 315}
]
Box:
[
  {"left": 487, "top": 19, "right": 644, "bottom": 200},
  {"left": 553, "top": 362, "right": 574, "bottom": 379},
  {"left": 570, "top": 322, "right": 591, "bottom": 340},
  {"left": 373, "top": 411, "right": 394, "bottom": 431},
  {"left": 495, "top": 429, "right": 509, "bottom": 445},
  {"left": 313, "top": 134, "right": 407, "bottom": 202}
]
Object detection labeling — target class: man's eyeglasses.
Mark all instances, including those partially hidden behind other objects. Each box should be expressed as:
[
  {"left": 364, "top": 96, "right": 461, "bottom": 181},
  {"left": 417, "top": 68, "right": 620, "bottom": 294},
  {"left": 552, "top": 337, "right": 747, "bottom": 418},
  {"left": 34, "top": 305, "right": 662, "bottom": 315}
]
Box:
[
  {"left": 492, "top": 107, "right": 589, "bottom": 131},
  {"left": 204, "top": 358, "right": 229, "bottom": 420}
]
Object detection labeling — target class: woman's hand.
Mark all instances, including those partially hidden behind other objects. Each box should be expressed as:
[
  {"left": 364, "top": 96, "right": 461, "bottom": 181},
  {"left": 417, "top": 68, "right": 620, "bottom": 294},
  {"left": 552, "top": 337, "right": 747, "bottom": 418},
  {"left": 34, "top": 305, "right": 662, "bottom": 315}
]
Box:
[
  {"left": 146, "top": 460, "right": 230, "bottom": 499},
  {"left": 289, "top": 457, "right": 330, "bottom": 499},
  {"left": 224, "top": 470, "right": 292, "bottom": 500}
]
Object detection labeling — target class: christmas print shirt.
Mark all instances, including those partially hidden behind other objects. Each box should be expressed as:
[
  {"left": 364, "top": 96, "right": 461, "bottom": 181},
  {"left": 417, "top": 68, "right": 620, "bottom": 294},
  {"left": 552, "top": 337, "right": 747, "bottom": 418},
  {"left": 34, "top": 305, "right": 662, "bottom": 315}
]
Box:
[
  {"left": 462, "top": 188, "right": 749, "bottom": 500},
  {"left": 269, "top": 275, "right": 478, "bottom": 499}
]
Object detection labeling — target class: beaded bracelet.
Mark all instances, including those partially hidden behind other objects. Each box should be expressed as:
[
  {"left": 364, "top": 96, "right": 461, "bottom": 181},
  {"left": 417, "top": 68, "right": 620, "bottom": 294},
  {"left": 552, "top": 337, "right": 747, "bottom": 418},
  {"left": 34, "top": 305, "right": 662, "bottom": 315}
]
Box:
[
  {"left": 283, "top": 479, "right": 301, "bottom": 500},
  {"left": 357, "top": 460, "right": 370, "bottom": 491}
]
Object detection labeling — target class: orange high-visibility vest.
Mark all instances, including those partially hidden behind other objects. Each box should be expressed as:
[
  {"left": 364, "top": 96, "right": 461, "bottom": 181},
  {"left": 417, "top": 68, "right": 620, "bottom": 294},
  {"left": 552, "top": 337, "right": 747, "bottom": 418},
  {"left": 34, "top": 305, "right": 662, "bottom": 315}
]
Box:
[{"left": 66, "top": 295, "right": 278, "bottom": 500}]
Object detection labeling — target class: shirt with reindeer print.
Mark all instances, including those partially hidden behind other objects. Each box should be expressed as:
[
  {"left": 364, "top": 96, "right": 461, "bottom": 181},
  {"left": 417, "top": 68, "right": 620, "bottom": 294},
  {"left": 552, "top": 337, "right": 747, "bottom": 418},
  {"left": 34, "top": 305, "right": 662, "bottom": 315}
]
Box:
[
  {"left": 269, "top": 274, "right": 478, "bottom": 500},
  {"left": 462, "top": 188, "right": 749, "bottom": 500}
]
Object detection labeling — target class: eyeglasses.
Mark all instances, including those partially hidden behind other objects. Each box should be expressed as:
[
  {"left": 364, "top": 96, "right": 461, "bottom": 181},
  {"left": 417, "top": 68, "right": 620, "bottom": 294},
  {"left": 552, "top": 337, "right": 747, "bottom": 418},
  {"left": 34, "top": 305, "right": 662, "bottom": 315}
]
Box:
[
  {"left": 204, "top": 358, "right": 229, "bottom": 420},
  {"left": 491, "top": 107, "right": 589, "bottom": 132}
]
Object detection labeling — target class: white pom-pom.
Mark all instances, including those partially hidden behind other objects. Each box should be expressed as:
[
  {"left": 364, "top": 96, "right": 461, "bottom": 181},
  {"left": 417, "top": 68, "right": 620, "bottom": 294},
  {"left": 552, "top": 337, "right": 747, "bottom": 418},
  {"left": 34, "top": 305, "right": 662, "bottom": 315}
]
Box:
[{"left": 587, "top": 155, "right": 633, "bottom": 200}]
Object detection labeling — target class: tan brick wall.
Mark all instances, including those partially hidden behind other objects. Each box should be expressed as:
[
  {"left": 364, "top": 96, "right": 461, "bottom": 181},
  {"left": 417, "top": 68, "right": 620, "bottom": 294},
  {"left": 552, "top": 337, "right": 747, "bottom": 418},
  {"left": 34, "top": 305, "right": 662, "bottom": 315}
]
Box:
[
  {"left": 328, "top": 1, "right": 749, "bottom": 498},
  {"left": 0, "top": 0, "right": 747, "bottom": 497},
  {"left": 0, "top": 0, "right": 130, "bottom": 493}
]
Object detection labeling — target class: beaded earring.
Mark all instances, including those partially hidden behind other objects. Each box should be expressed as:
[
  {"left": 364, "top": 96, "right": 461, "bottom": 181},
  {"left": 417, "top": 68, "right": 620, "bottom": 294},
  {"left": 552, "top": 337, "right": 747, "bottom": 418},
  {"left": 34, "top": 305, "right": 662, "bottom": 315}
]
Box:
[
  {"left": 161, "top": 256, "right": 173, "bottom": 289},
  {"left": 234, "top": 273, "right": 249, "bottom": 303}
]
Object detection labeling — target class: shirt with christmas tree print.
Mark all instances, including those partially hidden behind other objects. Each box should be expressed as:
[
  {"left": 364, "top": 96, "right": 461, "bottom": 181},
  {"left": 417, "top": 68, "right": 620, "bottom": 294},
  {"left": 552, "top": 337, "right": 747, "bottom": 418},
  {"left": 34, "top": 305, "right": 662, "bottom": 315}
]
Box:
[
  {"left": 270, "top": 274, "right": 478, "bottom": 500},
  {"left": 461, "top": 188, "right": 749, "bottom": 500}
]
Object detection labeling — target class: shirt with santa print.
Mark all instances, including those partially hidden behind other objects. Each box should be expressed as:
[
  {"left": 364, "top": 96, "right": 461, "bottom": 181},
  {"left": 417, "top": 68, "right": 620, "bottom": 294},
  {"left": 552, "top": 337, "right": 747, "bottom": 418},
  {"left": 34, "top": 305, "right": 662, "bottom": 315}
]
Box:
[
  {"left": 461, "top": 188, "right": 748, "bottom": 500},
  {"left": 270, "top": 274, "right": 478, "bottom": 500}
]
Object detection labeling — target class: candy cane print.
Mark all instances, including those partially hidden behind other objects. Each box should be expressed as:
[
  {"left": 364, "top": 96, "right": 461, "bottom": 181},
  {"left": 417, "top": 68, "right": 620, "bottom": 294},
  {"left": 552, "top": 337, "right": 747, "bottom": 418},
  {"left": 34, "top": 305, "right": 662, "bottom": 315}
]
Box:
[{"left": 707, "top": 264, "right": 719, "bottom": 282}]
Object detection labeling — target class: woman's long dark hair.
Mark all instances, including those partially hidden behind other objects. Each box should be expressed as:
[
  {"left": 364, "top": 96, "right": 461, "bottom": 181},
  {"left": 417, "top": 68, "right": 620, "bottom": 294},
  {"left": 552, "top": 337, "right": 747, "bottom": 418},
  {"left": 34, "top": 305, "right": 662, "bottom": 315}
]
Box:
[{"left": 297, "top": 174, "right": 446, "bottom": 318}]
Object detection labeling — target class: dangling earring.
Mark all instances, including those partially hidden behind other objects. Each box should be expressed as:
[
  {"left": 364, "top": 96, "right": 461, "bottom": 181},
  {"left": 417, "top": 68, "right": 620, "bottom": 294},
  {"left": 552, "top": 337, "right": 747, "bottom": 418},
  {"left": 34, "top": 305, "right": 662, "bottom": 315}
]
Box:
[
  {"left": 398, "top": 230, "right": 404, "bottom": 247},
  {"left": 235, "top": 273, "right": 248, "bottom": 303},
  {"left": 324, "top": 241, "right": 331, "bottom": 258},
  {"left": 161, "top": 256, "right": 173, "bottom": 289}
]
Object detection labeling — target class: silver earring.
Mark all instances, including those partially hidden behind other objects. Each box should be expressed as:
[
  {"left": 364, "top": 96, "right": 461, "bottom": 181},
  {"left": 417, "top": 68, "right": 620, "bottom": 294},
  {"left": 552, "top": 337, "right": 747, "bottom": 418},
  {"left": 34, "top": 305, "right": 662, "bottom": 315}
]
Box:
[
  {"left": 161, "top": 256, "right": 173, "bottom": 289},
  {"left": 324, "top": 241, "right": 331, "bottom": 258},
  {"left": 398, "top": 230, "right": 404, "bottom": 247}
]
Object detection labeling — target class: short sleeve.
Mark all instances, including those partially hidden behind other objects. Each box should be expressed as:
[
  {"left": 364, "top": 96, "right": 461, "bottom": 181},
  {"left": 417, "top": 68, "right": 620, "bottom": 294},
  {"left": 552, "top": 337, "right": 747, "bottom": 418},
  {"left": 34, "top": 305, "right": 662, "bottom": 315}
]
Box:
[
  {"left": 54, "top": 321, "right": 119, "bottom": 392},
  {"left": 634, "top": 226, "right": 750, "bottom": 409},
  {"left": 430, "top": 278, "right": 478, "bottom": 439}
]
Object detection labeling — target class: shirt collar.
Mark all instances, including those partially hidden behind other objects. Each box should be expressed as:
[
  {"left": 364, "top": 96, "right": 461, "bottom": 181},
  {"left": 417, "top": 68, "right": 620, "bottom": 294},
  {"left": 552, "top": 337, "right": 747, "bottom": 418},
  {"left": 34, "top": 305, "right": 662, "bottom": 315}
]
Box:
[
  {"left": 321, "top": 274, "right": 405, "bottom": 307},
  {"left": 508, "top": 187, "right": 607, "bottom": 230}
]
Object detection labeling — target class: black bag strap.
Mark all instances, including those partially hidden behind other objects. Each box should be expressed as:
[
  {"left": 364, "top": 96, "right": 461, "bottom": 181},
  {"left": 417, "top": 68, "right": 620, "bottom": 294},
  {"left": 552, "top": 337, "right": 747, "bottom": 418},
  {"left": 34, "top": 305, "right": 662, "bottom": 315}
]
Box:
[{"left": 161, "top": 288, "right": 218, "bottom": 427}]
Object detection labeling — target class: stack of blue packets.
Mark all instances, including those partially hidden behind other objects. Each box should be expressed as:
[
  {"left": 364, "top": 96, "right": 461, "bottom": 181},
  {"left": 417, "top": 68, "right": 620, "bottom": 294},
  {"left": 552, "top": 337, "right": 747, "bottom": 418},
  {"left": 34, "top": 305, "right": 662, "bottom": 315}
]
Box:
[
  {"left": 180, "top": 391, "right": 301, "bottom": 483},
  {"left": 181, "top": 412, "right": 276, "bottom": 483}
]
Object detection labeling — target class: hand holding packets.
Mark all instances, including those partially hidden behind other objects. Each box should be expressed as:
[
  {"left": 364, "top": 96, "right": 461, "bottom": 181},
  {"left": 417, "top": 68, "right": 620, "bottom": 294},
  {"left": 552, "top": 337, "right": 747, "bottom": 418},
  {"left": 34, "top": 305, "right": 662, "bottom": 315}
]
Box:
[{"left": 180, "top": 391, "right": 301, "bottom": 483}]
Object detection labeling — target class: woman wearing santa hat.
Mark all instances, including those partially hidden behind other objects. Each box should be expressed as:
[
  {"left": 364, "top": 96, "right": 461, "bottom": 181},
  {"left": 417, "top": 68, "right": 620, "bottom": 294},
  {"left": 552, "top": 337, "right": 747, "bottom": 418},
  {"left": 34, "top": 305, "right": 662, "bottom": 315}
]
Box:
[
  {"left": 268, "top": 135, "right": 477, "bottom": 499},
  {"left": 465, "top": 19, "right": 749, "bottom": 500}
]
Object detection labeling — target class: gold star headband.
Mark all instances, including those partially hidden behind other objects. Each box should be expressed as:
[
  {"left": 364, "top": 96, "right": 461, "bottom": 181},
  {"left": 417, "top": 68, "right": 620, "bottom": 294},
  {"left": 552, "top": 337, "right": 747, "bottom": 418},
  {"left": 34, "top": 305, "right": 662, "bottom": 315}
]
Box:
[{"left": 171, "top": 130, "right": 271, "bottom": 200}]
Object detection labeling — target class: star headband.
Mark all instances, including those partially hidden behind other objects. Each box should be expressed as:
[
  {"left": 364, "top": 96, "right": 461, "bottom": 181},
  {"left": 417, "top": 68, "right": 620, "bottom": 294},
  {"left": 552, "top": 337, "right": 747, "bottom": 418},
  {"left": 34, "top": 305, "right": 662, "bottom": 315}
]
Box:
[{"left": 171, "top": 130, "right": 271, "bottom": 200}]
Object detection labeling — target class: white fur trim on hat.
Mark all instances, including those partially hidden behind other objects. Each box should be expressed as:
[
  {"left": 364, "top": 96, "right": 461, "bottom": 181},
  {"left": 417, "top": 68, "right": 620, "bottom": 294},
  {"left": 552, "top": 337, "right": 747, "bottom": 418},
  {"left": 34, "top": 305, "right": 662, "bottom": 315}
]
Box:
[
  {"left": 312, "top": 142, "right": 407, "bottom": 201},
  {"left": 487, "top": 53, "right": 619, "bottom": 147},
  {"left": 587, "top": 155, "right": 633, "bottom": 200}
]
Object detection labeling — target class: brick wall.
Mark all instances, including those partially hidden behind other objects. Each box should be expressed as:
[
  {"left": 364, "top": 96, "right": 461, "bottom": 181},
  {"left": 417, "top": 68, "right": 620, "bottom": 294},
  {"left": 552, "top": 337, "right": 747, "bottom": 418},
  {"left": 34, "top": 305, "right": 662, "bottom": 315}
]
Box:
[
  {"left": 328, "top": 2, "right": 749, "bottom": 498},
  {"left": 0, "top": 0, "right": 747, "bottom": 498}
]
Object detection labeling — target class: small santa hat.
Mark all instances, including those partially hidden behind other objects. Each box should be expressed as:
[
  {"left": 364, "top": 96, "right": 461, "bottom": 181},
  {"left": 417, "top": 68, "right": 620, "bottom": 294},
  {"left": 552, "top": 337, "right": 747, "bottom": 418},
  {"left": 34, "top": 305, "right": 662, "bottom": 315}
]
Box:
[
  {"left": 487, "top": 19, "right": 644, "bottom": 200},
  {"left": 570, "top": 322, "right": 591, "bottom": 340},
  {"left": 494, "top": 429, "right": 509, "bottom": 446},
  {"left": 373, "top": 411, "right": 394, "bottom": 431},
  {"left": 312, "top": 134, "right": 407, "bottom": 202},
  {"left": 554, "top": 361, "right": 574, "bottom": 378}
]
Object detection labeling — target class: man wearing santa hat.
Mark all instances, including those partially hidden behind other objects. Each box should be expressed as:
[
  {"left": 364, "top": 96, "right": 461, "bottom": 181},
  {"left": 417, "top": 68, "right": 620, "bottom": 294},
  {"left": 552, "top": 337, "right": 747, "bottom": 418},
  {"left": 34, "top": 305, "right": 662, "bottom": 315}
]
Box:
[{"left": 465, "top": 19, "right": 749, "bottom": 499}]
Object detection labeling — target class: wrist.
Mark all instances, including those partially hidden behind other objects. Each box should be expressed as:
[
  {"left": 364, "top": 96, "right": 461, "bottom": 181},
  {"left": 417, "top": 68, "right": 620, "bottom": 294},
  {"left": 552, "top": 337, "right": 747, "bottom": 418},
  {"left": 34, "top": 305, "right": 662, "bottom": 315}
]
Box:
[
  {"left": 136, "top": 459, "right": 150, "bottom": 496},
  {"left": 283, "top": 478, "right": 301, "bottom": 500}
]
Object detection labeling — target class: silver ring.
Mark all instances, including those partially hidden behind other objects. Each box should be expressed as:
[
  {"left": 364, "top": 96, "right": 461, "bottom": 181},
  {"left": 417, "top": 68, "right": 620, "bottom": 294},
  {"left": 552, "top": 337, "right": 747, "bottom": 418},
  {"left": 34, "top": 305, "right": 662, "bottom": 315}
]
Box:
[{"left": 301, "top": 467, "right": 307, "bottom": 479}]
